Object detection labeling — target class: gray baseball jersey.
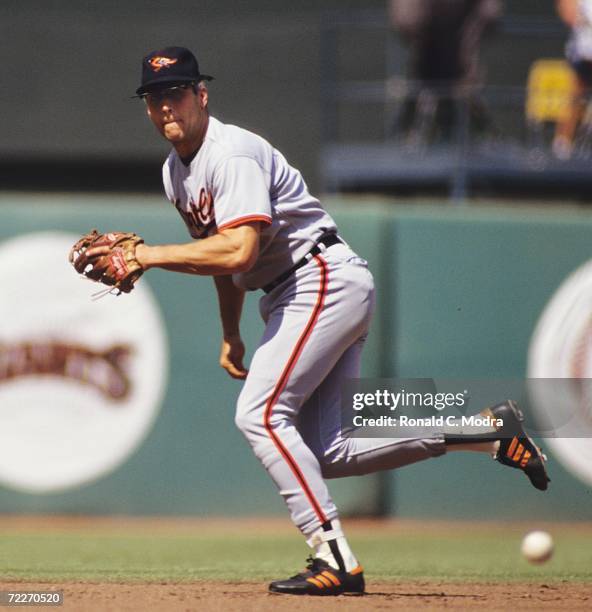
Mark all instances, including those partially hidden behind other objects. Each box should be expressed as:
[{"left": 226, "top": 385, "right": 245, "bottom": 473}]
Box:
[
  {"left": 163, "top": 116, "right": 337, "bottom": 291},
  {"left": 163, "top": 116, "right": 444, "bottom": 535}
]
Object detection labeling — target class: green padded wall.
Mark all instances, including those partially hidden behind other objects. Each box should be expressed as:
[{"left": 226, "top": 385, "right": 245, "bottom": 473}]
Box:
[{"left": 0, "top": 194, "right": 590, "bottom": 519}]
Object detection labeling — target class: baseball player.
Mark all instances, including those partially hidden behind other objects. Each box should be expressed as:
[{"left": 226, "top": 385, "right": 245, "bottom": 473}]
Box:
[{"left": 72, "top": 46, "right": 549, "bottom": 596}]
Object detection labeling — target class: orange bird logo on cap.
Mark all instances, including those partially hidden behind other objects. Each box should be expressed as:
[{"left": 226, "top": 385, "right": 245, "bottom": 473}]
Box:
[{"left": 149, "top": 56, "right": 178, "bottom": 72}]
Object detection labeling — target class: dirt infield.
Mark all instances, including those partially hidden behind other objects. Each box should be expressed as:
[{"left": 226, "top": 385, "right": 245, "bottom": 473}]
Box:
[
  {"left": 1, "top": 517, "right": 591, "bottom": 610},
  {"left": 1, "top": 580, "right": 591, "bottom": 611}
]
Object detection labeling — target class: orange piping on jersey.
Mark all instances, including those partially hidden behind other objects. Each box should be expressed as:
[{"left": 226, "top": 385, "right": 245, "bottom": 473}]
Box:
[
  {"left": 217, "top": 215, "right": 272, "bottom": 231},
  {"left": 263, "top": 255, "right": 329, "bottom": 524}
]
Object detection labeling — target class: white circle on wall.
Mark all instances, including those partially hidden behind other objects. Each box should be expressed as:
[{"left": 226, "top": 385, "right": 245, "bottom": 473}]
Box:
[
  {"left": 528, "top": 259, "right": 592, "bottom": 487},
  {"left": 0, "top": 232, "right": 168, "bottom": 493}
]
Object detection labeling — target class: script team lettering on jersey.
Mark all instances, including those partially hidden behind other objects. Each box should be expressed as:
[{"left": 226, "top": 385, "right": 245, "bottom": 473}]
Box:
[{"left": 173, "top": 188, "right": 216, "bottom": 238}]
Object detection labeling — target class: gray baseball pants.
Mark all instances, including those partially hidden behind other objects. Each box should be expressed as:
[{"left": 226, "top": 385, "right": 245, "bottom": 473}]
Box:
[{"left": 234, "top": 242, "right": 445, "bottom": 535}]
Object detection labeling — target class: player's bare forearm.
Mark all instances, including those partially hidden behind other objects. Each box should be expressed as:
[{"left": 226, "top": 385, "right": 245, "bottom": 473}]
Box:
[
  {"left": 214, "top": 275, "right": 248, "bottom": 379},
  {"left": 135, "top": 223, "right": 260, "bottom": 276},
  {"left": 214, "top": 274, "right": 245, "bottom": 339}
]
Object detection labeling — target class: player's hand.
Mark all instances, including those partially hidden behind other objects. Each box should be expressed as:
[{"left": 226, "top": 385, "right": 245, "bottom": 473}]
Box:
[
  {"left": 68, "top": 229, "right": 144, "bottom": 295},
  {"left": 219, "top": 335, "right": 248, "bottom": 379}
]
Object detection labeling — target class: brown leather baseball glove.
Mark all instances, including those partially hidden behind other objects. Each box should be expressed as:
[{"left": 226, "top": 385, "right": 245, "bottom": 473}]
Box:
[{"left": 69, "top": 229, "right": 144, "bottom": 294}]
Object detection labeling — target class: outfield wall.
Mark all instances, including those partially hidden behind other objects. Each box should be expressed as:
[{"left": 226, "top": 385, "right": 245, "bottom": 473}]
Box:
[{"left": 0, "top": 194, "right": 590, "bottom": 519}]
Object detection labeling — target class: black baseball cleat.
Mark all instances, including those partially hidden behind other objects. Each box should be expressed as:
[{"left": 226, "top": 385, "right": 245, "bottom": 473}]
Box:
[
  {"left": 486, "top": 400, "right": 550, "bottom": 491},
  {"left": 268, "top": 556, "right": 365, "bottom": 596}
]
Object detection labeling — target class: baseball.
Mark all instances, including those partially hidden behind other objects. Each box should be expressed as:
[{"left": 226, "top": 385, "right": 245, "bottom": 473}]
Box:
[{"left": 521, "top": 531, "right": 554, "bottom": 564}]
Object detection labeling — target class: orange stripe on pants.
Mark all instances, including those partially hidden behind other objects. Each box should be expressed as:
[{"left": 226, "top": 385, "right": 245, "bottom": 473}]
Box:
[{"left": 263, "top": 255, "right": 329, "bottom": 524}]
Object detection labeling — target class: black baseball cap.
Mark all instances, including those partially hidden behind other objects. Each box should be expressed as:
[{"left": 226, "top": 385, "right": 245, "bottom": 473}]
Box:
[{"left": 135, "top": 46, "right": 213, "bottom": 96}]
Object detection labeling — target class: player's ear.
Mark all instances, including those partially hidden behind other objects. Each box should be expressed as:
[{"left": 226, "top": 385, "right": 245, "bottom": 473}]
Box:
[{"left": 198, "top": 84, "right": 208, "bottom": 109}]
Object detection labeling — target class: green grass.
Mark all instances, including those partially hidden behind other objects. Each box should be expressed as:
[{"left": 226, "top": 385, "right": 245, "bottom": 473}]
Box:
[{"left": 0, "top": 524, "right": 591, "bottom": 583}]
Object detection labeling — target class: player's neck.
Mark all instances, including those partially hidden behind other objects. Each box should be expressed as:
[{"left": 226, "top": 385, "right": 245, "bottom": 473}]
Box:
[{"left": 178, "top": 147, "right": 200, "bottom": 166}]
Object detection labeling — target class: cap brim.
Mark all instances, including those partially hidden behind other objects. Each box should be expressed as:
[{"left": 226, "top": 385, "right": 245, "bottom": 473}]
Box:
[{"left": 135, "top": 73, "right": 214, "bottom": 96}]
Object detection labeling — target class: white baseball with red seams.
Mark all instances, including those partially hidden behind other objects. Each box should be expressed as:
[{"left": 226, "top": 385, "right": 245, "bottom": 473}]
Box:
[
  {"left": 521, "top": 530, "right": 554, "bottom": 564},
  {"left": 163, "top": 115, "right": 444, "bottom": 551}
]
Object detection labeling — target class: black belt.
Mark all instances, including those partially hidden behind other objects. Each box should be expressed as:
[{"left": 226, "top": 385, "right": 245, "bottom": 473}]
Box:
[{"left": 262, "top": 234, "right": 343, "bottom": 293}]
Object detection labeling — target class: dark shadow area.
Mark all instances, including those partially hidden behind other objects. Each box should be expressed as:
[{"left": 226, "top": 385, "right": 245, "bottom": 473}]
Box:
[{"left": 0, "top": 159, "right": 164, "bottom": 193}]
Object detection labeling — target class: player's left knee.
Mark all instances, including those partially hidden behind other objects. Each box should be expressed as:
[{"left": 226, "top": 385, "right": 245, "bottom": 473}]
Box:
[
  {"left": 318, "top": 446, "right": 356, "bottom": 479},
  {"left": 319, "top": 461, "right": 347, "bottom": 479}
]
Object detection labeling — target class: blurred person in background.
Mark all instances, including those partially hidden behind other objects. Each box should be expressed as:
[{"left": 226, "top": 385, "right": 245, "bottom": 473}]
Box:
[
  {"left": 553, "top": 0, "right": 592, "bottom": 159},
  {"left": 389, "top": 0, "right": 503, "bottom": 143}
]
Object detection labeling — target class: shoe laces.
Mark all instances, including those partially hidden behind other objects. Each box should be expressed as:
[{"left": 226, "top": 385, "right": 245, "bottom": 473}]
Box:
[{"left": 291, "top": 556, "right": 325, "bottom": 579}]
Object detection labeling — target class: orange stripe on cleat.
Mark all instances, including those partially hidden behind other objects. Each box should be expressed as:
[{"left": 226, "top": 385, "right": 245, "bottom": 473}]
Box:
[
  {"left": 506, "top": 437, "right": 518, "bottom": 458},
  {"left": 322, "top": 571, "right": 341, "bottom": 586},
  {"left": 316, "top": 574, "right": 332, "bottom": 587},
  {"left": 513, "top": 444, "right": 525, "bottom": 462},
  {"left": 350, "top": 565, "right": 364, "bottom": 575},
  {"left": 306, "top": 577, "right": 324, "bottom": 589},
  {"left": 520, "top": 450, "right": 532, "bottom": 467}
]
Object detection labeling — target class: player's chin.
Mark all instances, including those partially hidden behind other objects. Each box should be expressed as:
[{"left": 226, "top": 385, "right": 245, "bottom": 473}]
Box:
[{"left": 163, "top": 122, "right": 184, "bottom": 141}]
